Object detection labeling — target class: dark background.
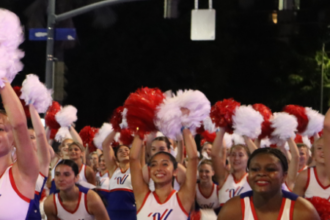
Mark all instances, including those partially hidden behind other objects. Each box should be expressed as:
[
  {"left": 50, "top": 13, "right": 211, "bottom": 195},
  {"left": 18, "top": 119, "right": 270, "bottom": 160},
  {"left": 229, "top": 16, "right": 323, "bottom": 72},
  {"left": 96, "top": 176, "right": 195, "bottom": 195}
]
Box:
[{"left": 1, "top": 0, "right": 330, "bottom": 131}]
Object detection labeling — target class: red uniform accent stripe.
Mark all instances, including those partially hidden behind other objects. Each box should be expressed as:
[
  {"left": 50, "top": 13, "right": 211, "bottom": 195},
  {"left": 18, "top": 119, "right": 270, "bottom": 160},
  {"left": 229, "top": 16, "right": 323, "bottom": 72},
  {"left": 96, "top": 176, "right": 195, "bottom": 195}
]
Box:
[
  {"left": 53, "top": 194, "right": 58, "bottom": 216},
  {"left": 240, "top": 198, "right": 245, "bottom": 220},
  {"left": 305, "top": 168, "right": 311, "bottom": 190},
  {"left": 84, "top": 193, "right": 91, "bottom": 214},
  {"left": 153, "top": 190, "right": 176, "bottom": 205},
  {"left": 58, "top": 191, "right": 81, "bottom": 214},
  {"left": 290, "top": 200, "right": 295, "bottom": 220},
  {"left": 39, "top": 172, "right": 46, "bottom": 178},
  {"left": 314, "top": 167, "right": 330, "bottom": 189},
  {"left": 9, "top": 167, "right": 31, "bottom": 203},
  {"left": 276, "top": 198, "right": 286, "bottom": 220},
  {"left": 176, "top": 193, "right": 189, "bottom": 217},
  {"left": 198, "top": 183, "right": 215, "bottom": 199},
  {"left": 137, "top": 191, "right": 151, "bottom": 214},
  {"left": 109, "top": 188, "right": 133, "bottom": 193},
  {"left": 233, "top": 173, "right": 248, "bottom": 184}
]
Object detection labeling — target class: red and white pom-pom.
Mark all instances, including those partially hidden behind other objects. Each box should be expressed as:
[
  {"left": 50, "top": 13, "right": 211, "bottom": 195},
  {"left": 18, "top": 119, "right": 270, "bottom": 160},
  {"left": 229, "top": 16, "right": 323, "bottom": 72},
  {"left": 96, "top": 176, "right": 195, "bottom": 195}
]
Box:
[
  {"left": 306, "top": 197, "right": 330, "bottom": 220},
  {"left": 79, "top": 126, "right": 99, "bottom": 153},
  {"left": 0, "top": 9, "right": 24, "bottom": 87},
  {"left": 224, "top": 133, "right": 233, "bottom": 148},
  {"left": 110, "top": 106, "right": 124, "bottom": 132},
  {"left": 124, "top": 87, "right": 165, "bottom": 137},
  {"left": 120, "top": 108, "right": 128, "bottom": 129},
  {"left": 55, "top": 105, "right": 78, "bottom": 142},
  {"left": 210, "top": 98, "right": 241, "bottom": 134},
  {"left": 300, "top": 107, "right": 324, "bottom": 137},
  {"left": 252, "top": 104, "right": 273, "bottom": 139},
  {"left": 45, "top": 101, "right": 61, "bottom": 129},
  {"left": 202, "top": 116, "right": 216, "bottom": 133},
  {"left": 232, "top": 133, "right": 245, "bottom": 145},
  {"left": 232, "top": 105, "right": 264, "bottom": 139},
  {"left": 119, "top": 128, "right": 134, "bottom": 146},
  {"left": 283, "top": 105, "right": 308, "bottom": 134},
  {"left": 50, "top": 128, "right": 58, "bottom": 140},
  {"left": 13, "top": 86, "right": 30, "bottom": 118},
  {"left": 260, "top": 138, "right": 271, "bottom": 148},
  {"left": 200, "top": 131, "right": 216, "bottom": 144},
  {"left": 20, "top": 74, "right": 52, "bottom": 113},
  {"left": 155, "top": 90, "right": 210, "bottom": 140},
  {"left": 270, "top": 112, "right": 298, "bottom": 145},
  {"left": 93, "top": 123, "right": 113, "bottom": 150}
]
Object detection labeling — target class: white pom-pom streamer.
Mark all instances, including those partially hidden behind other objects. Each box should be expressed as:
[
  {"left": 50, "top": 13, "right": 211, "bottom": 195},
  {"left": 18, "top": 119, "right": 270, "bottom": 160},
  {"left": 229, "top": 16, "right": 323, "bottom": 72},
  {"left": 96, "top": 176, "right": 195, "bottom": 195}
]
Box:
[
  {"left": 224, "top": 133, "right": 233, "bottom": 148},
  {"left": 155, "top": 90, "right": 210, "bottom": 140},
  {"left": 20, "top": 74, "right": 52, "bottom": 113},
  {"left": 55, "top": 105, "right": 78, "bottom": 142},
  {"left": 260, "top": 138, "right": 271, "bottom": 148},
  {"left": 119, "top": 108, "right": 128, "bottom": 129},
  {"left": 300, "top": 107, "right": 324, "bottom": 137},
  {"left": 93, "top": 123, "right": 113, "bottom": 150},
  {"left": 55, "top": 127, "right": 73, "bottom": 142},
  {"left": 233, "top": 105, "right": 264, "bottom": 139},
  {"left": 270, "top": 112, "right": 298, "bottom": 145},
  {"left": 302, "top": 136, "right": 312, "bottom": 148},
  {"left": 232, "top": 133, "right": 245, "bottom": 145},
  {"left": 203, "top": 116, "right": 216, "bottom": 133},
  {"left": 114, "top": 132, "right": 120, "bottom": 143}
]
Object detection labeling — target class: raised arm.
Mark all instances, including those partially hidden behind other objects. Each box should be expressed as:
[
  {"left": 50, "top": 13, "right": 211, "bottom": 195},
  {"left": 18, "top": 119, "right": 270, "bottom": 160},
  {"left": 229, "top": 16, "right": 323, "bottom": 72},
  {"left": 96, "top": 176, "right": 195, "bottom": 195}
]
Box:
[
  {"left": 211, "top": 127, "right": 228, "bottom": 185},
  {"left": 69, "top": 126, "right": 83, "bottom": 144},
  {"left": 130, "top": 134, "right": 149, "bottom": 209},
  {"left": 323, "top": 108, "right": 330, "bottom": 179},
  {"left": 243, "top": 136, "right": 258, "bottom": 154},
  {"left": 178, "top": 128, "right": 198, "bottom": 213},
  {"left": 29, "top": 104, "right": 50, "bottom": 176},
  {"left": 102, "top": 130, "right": 118, "bottom": 176},
  {"left": 285, "top": 137, "right": 299, "bottom": 190},
  {"left": 176, "top": 139, "right": 184, "bottom": 164}
]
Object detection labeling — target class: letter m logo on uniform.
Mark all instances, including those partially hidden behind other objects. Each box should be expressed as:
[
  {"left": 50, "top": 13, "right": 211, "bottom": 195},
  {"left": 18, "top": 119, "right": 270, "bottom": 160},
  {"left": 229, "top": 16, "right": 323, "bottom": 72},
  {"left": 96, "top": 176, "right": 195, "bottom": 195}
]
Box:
[
  {"left": 116, "top": 174, "right": 129, "bottom": 184},
  {"left": 148, "top": 209, "right": 173, "bottom": 220}
]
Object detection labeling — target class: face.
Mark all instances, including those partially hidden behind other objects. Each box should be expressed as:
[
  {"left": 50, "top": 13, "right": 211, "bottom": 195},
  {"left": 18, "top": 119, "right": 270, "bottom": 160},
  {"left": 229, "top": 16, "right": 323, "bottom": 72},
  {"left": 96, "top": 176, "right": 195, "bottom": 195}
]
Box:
[
  {"left": 116, "top": 146, "right": 130, "bottom": 162},
  {"left": 0, "top": 115, "right": 13, "bottom": 157},
  {"left": 28, "top": 129, "right": 37, "bottom": 151},
  {"left": 149, "top": 153, "right": 176, "bottom": 185},
  {"left": 198, "top": 163, "right": 214, "bottom": 183},
  {"left": 55, "top": 164, "right": 79, "bottom": 191},
  {"left": 60, "top": 139, "right": 73, "bottom": 159},
  {"left": 313, "top": 139, "right": 324, "bottom": 164},
  {"left": 69, "top": 144, "right": 83, "bottom": 161},
  {"left": 229, "top": 146, "right": 249, "bottom": 172},
  {"left": 201, "top": 143, "right": 212, "bottom": 157},
  {"left": 99, "top": 155, "right": 106, "bottom": 171},
  {"left": 150, "top": 140, "right": 169, "bottom": 156},
  {"left": 298, "top": 147, "right": 309, "bottom": 167}
]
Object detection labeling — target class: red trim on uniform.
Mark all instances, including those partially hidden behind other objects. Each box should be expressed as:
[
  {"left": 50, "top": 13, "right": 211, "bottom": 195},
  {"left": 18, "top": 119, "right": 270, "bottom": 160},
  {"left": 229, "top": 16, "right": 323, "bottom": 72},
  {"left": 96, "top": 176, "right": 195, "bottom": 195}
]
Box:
[
  {"left": 109, "top": 188, "right": 133, "bottom": 193},
  {"left": 305, "top": 167, "right": 311, "bottom": 190},
  {"left": 298, "top": 166, "right": 307, "bottom": 173},
  {"left": 250, "top": 197, "right": 258, "bottom": 220},
  {"left": 58, "top": 191, "right": 81, "bottom": 214},
  {"left": 233, "top": 173, "right": 248, "bottom": 184},
  {"left": 198, "top": 183, "right": 214, "bottom": 199},
  {"left": 53, "top": 194, "right": 58, "bottom": 216},
  {"left": 284, "top": 181, "right": 292, "bottom": 192},
  {"left": 240, "top": 198, "right": 245, "bottom": 220},
  {"left": 9, "top": 168, "right": 31, "bottom": 203},
  {"left": 314, "top": 167, "right": 330, "bottom": 189},
  {"left": 96, "top": 188, "right": 110, "bottom": 192},
  {"left": 99, "top": 171, "right": 108, "bottom": 177},
  {"left": 176, "top": 193, "right": 189, "bottom": 217},
  {"left": 277, "top": 198, "right": 286, "bottom": 220},
  {"left": 120, "top": 167, "right": 128, "bottom": 174},
  {"left": 250, "top": 196, "right": 286, "bottom": 220},
  {"left": 289, "top": 200, "right": 295, "bottom": 220},
  {"left": 84, "top": 192, "right": 91, "bottom": 215},
  {"left": 39, "top": 172, "right": 46, "bottom": 178},
  {"left": 136, "top": 191, "right": 151, "bottom": 214},
  {"left": 78, "top": 164, "right": 83, "bottom": 174},
  {"left": 153, "top": 189, "right": 176, "bottom": 204},
  {"left": 35, "top": 190, "right": 40, "bottom": 195}
]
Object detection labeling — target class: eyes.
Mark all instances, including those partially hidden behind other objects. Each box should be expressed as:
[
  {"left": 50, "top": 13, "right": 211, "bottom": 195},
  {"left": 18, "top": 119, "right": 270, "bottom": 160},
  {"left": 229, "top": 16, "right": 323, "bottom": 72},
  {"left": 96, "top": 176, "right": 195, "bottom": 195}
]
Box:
[
  {"left": 150, "top": 162, "right": 169, "bottom": 167},
  {"left": 249, "top": 166, "right": 278, "bottom": 173}
]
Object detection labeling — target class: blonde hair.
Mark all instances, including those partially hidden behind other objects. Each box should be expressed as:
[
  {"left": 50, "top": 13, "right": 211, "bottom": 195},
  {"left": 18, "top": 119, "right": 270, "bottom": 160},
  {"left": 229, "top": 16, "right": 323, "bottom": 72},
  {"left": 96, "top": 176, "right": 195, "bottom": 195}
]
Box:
[{"left": 68, "top": 142, "right": 85, "bottom": 152}]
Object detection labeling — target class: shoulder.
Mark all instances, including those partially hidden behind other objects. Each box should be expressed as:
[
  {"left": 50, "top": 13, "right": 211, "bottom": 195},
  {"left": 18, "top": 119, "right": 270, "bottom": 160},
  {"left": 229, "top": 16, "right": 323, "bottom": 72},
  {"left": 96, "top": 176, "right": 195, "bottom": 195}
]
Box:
[
  {"left": 44, "top": 194, "right": 56, "bottom": 214},
  {"left": 217, "top": 196, "right": 242, "bottom": 220},
  {"left": 293, "top": 197, "right": 320, "bottom": 220},
  {"left": 177, "top": 163, "right": 186, "bottom": 172},
  {"left": 295, "top": 169, "right": 309, "bottom": 185}
]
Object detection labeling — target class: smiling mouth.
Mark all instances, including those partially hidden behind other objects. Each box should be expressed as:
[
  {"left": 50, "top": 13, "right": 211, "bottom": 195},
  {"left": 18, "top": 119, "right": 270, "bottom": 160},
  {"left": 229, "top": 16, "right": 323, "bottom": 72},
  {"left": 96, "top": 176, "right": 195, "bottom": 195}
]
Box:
[{"left": 255, "top": 181, "right": 269, "bottom": 186}]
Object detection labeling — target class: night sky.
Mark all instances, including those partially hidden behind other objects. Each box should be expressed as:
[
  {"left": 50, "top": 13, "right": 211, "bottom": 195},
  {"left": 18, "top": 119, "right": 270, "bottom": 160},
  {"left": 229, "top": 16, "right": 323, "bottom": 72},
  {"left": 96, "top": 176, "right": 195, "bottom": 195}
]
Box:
[{"left": 1, "top": 0, "right": 330, "bottom": 131}]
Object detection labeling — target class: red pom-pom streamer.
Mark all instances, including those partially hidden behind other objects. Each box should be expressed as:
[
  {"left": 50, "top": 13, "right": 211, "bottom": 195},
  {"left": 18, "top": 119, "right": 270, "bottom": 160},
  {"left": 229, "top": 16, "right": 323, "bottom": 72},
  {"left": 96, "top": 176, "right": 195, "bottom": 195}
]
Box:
[
  {"left": 124, "top": 87, "right": 165, "bottom": 137},
  {"left": 50, "top": 128, "right": 58, "bottom": 140},
  {"left": 196, "top": 125, "right": 205, "bottom": 135},
  {"left": 13, "top": 86, "right": 30, "bottom": 118},
  {"left": 119, "top": 129, "right": 134, "bottom": 146},
  {"left": 189, "top": 211, "right": 201, "bottom": 220},
  {"left": 252, "top": 104, "right": 273, "bottom": 139},
  {"left": 200, "top": 131, "right": 216, "bottom": 145},
  {"left": 45, "top": 101, "right": 61, "bottom": 129},
  {"left": 79, "top": 126, "right": 99, "bottom": 153},
  {"left": 309, "top": 130, "right": 323, "bottom": 144},
  {"left": 306, "top": 197, "right": 330, "bottom": 220},
  {"left": 283, "top": 105, "right": 308, "bottom": 133},
  {"left": 110, "top": 106, "right": 124, "bottom": 132},
  {"left": 210, "top": 98, "right": 240, "bottom": 134},
  {"left": 294, "top": 134, "right": 303, "bottom": 144}
]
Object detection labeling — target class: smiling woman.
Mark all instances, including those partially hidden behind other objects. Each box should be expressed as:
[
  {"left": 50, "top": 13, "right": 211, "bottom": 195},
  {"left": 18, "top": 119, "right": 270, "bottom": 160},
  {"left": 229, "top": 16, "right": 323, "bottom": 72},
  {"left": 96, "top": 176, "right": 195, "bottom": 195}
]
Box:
[{"left": 218, "top": 148, "right": 320, "bottom": 220}]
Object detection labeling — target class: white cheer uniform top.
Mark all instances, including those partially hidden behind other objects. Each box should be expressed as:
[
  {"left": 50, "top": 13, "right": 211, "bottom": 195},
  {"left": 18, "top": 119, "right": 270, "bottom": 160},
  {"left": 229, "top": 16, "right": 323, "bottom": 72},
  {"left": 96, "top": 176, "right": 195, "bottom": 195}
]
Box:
[
  {"left": 305, "top": 167, "right": 330, "bottom": 199},
  {"left": 137, "top": 190, "right": 188, "bottom": 220},
  {"left": 54, "top": 185, "right": 94, "bottom": 220},
  {"left": 218, "top": 173, "right": 251, "bottom": 206},
  {"left": 0, "top": 166, "right": 31, "bottom": 220},
  {"left": 196, "top": 183, "right": 220, "bottom": 209},
  {"left": 78, "top": 164, "right": 88, "bottom": 183},
  {"left": 96, "top": 171, "right": 110, "bottom": 191},
  {"left": 109, "top": 167, "right": 132, "bottom": 191},
  {"left": 35, "top": 173, "right": 47, "bottom": 195},
  {"left": 240, "top": 190, "right": 297, "bottom": 220}
]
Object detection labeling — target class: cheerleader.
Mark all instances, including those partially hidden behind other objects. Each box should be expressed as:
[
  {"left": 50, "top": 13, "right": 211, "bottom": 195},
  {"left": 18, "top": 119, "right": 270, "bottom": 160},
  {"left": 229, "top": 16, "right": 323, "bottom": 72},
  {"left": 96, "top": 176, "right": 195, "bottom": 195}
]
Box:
[
  {"left": 131, "top": 128, "right": 198, "bottom": 220},
  {"left": 102, "top": 131, "right": 136, "bottom": 220},
  {"left": 95, "top": 154, "right": 110, "bottom": 214},
  {"left": 218, "top": 148, "right": 319, "bottom": 220},
  {"left": 43, "top": 160, "right": 109, "bottom": 220},
  {"left": 297, "top": 143, "right": 310, "bottom": 172},
  {"left": 0, "top": 80, "right": 39, "bottom": 219}
]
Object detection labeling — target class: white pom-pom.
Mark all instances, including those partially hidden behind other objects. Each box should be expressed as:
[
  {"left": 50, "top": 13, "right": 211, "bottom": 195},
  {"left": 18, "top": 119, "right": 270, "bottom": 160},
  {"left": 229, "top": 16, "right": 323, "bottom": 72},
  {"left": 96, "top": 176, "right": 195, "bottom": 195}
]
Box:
[
  {"left": 55, "top": 127, "right": 72, "bottom": 142},
  {"left": 300, "top": 107, "right": 324, "bottom": 137},
  {"left": 260, "top": 138, "right": 271, "bottom": 148},
  {"left": 224, "top": 133, "right": 233, "bottom": 148},
  {"left": 20, "top": 74, "right": 52, "bottom": 113},
  {"left": 302, "top": 136, "right": 312, "bottom": 148},
  {"left": 203, "top": 116, "right": 216, "bottom": 133},
  {"left": 270, "top": 112, "right": 298, "bottom": 144},
  {"left": 232, "top": 105, "right": 264, "bottom": 139},
  {"left": 156, "top": 131, "right": 165, "bottom": 137},
  {"left": 119, "top": 108, "right": 128, "bottom": 129},
  {"left": 232, "top": 133, "right": 245, "bottom": 145},
  {"left": 114, "top": 132, "right": 120, "bottom": 142},
  {"left": 0, "top": 9, "right": 24, "bottom": 87},
  {"left": 55, "top": 105, "right": 78, "bottom": 142},
  {"left": 155, "top": 90, "right": 210, "bottom": 140},
  {"left": 93, "top": 123, "right": 113, "bottom": 150}
]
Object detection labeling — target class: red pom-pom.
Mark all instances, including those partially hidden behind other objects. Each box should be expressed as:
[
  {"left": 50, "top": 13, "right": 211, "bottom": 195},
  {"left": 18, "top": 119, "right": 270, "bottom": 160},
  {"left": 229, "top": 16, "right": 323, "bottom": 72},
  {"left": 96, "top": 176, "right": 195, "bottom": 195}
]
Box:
[
  {"left": 110, "top": 106, "right": 124, "bottom": 132},
  {"left": 50, "top": 128, "right": 58, "bottom": 140},
  {"left": 294, "top": 134, "right": 303, "bottom": 144},
  {"left": 306, "top": 197, "right": 330, "bottom": 220},
  {"left": 45, "top": 101, "right": 61, "bottom": 129},
  {"left": 310, "top": 130, "right": 323, "bottom": 144},
  {"left": 252, "top": 104, "right": 273, "bottom": 139},
  {"left": 189, "top": 211, "right": 201, "bottom": 220},
  {"left": 196, "top": 125, "right": 205, "bottom": 135},
  {"left": 124, "top": 87, "right": 165, "bottom": 136},
  {"left": 119, "top": 128, "right": 134, "bottom": 146},
  {"left": 201, "top": 131, "right": 216, "bottom": 144},
  {"left": 210, "top": 98, "right": 240, "bottom": 134},
  {"left": 283, "top": 105, "right": 308, "bottom": 133},
  {"left": 79, "top": 126, "right": 99, "bottom": 152},
  {"left": 13, "top": 86, "right": 30, "bottom": 118}
]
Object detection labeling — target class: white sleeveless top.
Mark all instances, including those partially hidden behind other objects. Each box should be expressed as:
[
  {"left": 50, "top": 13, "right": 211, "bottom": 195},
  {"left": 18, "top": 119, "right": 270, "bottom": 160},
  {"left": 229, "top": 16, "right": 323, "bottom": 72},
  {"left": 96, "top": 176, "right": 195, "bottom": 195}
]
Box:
[
  {"left": 305, "top": 167, "right": 330, "bottom": 199},
  {"left": 218, "top": 173, "right": 251, "bottom": 205},
  {"left": 54, "top": 186, "right": 94, "bottom": 220},
  {"left": 35, "top": 173, "right": 47, "bottom": 195},
  {"left": 96, "top": 171, "right": 110, "bottom": 191},
  {"left": 240, "top": 190, "right": 297, "bottom": 220},
  {"left": 78, "top": 164, "right": 88, "bottom": 183},
  {"left": 137, "top": 190, "right": 188, "bottom": 220},
  {"left": 0, "top": 166, "right": 31, "bottom": 220},
  {"left": 196, "top": 183, "right": 220, "bottom": 209},
  {"left": 109, "top": 167, "right": 133, "bottom": 191}
]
